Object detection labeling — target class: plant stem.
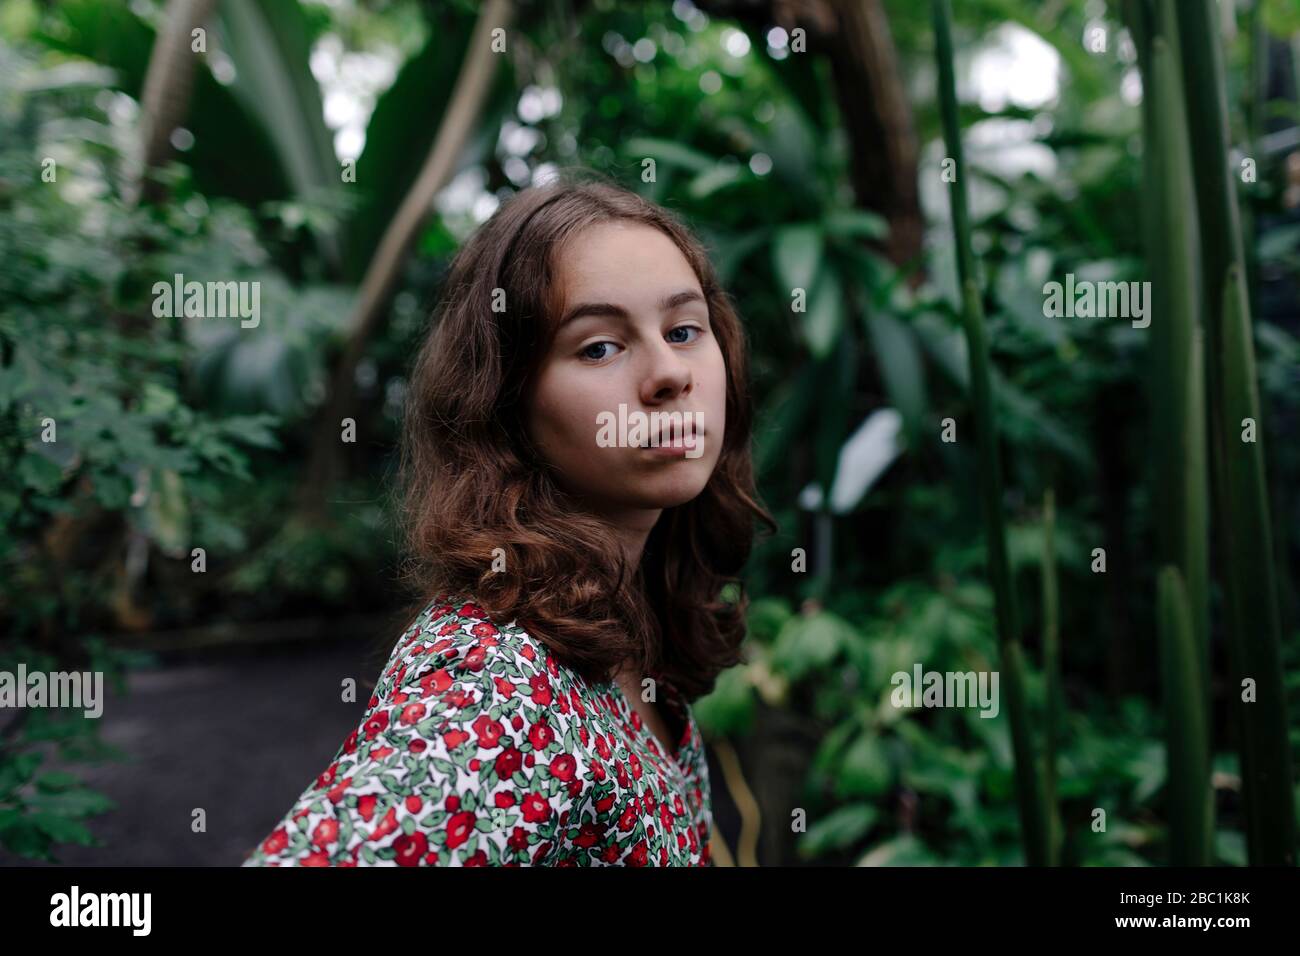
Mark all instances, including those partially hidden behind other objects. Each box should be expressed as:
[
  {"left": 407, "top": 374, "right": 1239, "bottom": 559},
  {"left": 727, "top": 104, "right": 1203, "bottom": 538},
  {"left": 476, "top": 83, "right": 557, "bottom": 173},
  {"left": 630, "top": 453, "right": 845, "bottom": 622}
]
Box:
[{"left": 931, "top": 0, "right": 1051, "bottom": 866}]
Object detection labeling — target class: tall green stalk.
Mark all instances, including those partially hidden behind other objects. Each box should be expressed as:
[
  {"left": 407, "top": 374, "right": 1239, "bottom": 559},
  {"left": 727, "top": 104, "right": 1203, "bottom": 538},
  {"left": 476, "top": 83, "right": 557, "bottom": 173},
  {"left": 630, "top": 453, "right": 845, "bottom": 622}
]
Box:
[
  {"left": 1157, "top": 566, "right": 1213, "bottom": 865},
  {"left": 1042, "top": 488, "right": 1063, "bottom": 865},
  {"left": 1124, "top": 0, "right": 1215, "bottom": 866},
  {"left": 931, "top": 0, "right": 1050, "bottom": 866},
  {"left": 1151, "top": 9, "right": 1212, "bottom": 710},
  {"left": 1176, "top": 0, "right": 1297, "bottom": 867}
]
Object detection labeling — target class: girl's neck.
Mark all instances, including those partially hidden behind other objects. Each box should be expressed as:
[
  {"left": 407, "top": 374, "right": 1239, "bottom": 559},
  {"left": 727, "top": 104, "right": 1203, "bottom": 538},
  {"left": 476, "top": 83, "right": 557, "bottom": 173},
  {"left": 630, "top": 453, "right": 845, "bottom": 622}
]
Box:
[{"left": 584, "top": 504, "right": 662, "bottom": 574}]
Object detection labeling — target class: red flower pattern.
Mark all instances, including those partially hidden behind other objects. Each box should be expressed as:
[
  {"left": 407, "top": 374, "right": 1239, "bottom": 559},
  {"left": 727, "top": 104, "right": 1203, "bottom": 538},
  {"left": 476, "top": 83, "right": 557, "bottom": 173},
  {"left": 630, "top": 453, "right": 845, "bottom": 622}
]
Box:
[{"left": 242, "top": 596, "right": 711, "bottom": 866}]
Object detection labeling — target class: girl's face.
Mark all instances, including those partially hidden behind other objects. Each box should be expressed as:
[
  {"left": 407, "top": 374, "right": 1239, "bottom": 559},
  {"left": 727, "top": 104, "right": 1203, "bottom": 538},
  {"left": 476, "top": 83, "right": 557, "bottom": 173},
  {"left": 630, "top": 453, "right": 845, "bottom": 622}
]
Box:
[{"left": 525, "top": 220, "right": 727, "bottom": 523}]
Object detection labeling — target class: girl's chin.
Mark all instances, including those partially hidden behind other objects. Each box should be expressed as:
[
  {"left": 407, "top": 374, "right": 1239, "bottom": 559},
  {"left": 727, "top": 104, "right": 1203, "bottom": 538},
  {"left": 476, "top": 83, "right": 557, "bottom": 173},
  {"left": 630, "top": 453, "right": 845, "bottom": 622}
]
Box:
[
  {"left": 578, "top": 480, "right": 710, "bottom": 514},
  {"left": 633, "top": 479, "right": 712, "bottom": 509}
]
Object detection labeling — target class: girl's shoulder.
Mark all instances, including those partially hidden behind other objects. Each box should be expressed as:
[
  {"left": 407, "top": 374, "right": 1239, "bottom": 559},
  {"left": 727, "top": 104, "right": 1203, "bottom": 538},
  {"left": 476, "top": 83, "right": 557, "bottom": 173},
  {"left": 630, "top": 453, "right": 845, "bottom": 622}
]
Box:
[
  {"left": 243, "top": 594, "right": 585, "bottom": 866},
  {"left": 374, "top": 594, "right": 568, "bottom": 708}
]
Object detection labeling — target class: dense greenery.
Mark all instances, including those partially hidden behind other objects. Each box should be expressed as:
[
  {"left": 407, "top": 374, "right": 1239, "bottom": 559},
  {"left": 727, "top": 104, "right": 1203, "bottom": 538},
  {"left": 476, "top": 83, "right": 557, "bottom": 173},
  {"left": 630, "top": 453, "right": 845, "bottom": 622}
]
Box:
[{"left": 1, "top": 0, "right": 1298, "bottom": 866}]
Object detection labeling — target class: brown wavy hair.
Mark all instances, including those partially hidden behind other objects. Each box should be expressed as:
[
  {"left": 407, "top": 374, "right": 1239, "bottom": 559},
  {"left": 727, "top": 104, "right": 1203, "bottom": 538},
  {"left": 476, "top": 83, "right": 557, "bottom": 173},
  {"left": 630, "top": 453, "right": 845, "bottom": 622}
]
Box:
[{"left": 393, "top": 169, "right": 774, "bottom": 700}]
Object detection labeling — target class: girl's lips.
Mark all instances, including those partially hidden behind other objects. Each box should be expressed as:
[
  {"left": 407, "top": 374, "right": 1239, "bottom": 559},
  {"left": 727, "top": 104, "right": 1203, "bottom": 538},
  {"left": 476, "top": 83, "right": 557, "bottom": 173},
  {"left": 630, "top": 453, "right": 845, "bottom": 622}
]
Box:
[
  {"left": 644, "top": 423, "right": 703, "bottom": 446},
  {"left": 643, "top": 442, "right": 692, "bottom": 457},
  {"left": 641, "top": 429, "right": 704, "bottom": 457}
]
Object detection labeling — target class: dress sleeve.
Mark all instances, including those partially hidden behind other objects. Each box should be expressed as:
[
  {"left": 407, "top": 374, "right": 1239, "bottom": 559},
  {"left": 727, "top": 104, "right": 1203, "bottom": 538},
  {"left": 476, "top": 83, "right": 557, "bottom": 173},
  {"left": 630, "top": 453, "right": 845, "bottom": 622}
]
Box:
[{"left": 241, "top": 624, "right": 577, "bottom": 866}]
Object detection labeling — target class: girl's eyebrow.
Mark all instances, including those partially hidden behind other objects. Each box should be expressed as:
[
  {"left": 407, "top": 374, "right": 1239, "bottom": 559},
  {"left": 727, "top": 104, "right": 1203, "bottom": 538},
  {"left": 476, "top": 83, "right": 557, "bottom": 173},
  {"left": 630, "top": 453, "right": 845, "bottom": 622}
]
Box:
[{"left": 557, "top": 289, "right": 705, "bottom": 328}]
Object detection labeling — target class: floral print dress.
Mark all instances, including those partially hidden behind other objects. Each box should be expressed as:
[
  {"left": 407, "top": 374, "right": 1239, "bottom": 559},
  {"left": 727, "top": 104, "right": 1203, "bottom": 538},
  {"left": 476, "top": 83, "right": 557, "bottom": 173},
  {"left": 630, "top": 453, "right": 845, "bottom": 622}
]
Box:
[{"left": 242, "top": 596, "right": 713, "bottom": 866}]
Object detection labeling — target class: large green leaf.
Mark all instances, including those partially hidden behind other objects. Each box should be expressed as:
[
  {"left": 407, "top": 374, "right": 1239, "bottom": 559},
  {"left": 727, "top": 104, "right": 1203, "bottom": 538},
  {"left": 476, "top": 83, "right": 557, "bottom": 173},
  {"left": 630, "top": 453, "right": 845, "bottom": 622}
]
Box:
[
  {"left": 800, "top": 803, "right": 879, "bottom": 856},
  {"left": 691, "top": 665, "right": 757, "bottom": 736},
  {"left": 803, "top": 266, "right": 843, "bottom": 359},
  {"left": 346, "top": 8, "right": 512, "bottom": 278},
  {"left": 812, "top": 337, "right": 856, "bottom": 492},
  {"left": 822, "top": 208, "right": 889, "bottom": 242},
  {"left": 756, "top": 103, "right": 824, "bottom": 207},
  {"left": 35, "top": 0, "right": 153, "bottom": 91},
  {"left": 827, "top": 408, "right": 905, "bottom": 514},
  {"left": 835, "top": 732, "right": 892, "bottom": 798},
  {"left": 622, "top": 136, "right": 716, "bottom": 175},
  {"left": 703, "top": 226, "right": 770, "bottom": 286},
  {"left": 214, "top": 0, "right": 337, "bottom": 206},
  {"left": 753, "top": 363, "right": 817, "bottom": 479},
  {"left": 863, "top": 310, "right": 926, "bottom": 440},
  {"left": 686, "top": 162, "right": 745, "bottom": 200},
  {"left": 208, "top": 0, "right": 345, "bottom": 266},
  {"left": 37, "top": 0, "right": 291, "bottom": 207},
  {"left": 772, "top": 222, "right": 823, "bottom": 295},
  {"left": 771, "top": 611, "right": 853, "bottom": 680}
]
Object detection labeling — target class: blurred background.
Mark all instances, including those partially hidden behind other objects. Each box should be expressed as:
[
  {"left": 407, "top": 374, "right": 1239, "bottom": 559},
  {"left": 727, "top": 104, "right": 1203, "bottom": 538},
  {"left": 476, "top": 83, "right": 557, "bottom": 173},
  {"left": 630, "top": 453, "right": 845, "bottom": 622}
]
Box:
[{"left": 1, "top": 0, "right": 1298, "bottom": 867}]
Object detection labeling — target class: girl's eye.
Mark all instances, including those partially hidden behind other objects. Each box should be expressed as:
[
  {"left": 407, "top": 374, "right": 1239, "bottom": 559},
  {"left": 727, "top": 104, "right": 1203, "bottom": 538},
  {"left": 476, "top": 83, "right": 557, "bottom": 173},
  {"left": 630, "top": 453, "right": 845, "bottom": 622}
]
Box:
[
  {"left": 580, "top": 341, "right": 620, "bottom": 361},
  {"left": 579, "top": 325, "right": 702, "bottom": 361}
]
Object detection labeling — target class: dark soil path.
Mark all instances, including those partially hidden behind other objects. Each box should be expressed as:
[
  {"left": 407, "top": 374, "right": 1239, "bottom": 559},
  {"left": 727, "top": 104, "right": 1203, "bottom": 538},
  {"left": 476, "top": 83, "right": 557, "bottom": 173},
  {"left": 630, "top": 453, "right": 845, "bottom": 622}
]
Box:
[{"left": 3, "top": 638, "right": 377, "bottom": 866}]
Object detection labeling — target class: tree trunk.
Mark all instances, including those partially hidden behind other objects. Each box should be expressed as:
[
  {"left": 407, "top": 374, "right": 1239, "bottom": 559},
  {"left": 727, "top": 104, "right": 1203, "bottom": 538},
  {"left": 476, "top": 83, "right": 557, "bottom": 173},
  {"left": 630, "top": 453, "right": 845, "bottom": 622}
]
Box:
[
  {"left": 696, "top": 0, "right": 923, "bottom": 270},
  {"left": 298, "top": 0, "right": 514, "bottom": 519},
  {"left": 136, "top": 0, "right": 220, "bottom": 204}
]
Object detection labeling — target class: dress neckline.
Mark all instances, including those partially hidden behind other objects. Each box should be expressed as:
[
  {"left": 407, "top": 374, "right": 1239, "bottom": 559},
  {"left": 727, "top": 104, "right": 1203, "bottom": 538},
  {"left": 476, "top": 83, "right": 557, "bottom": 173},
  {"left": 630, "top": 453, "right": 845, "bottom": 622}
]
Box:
[
  {"left": 596, "top": 672, "right": 691, "bottom": 769},
  {"left": 431, "top": 594, "right": 693, "bottom": 768}
]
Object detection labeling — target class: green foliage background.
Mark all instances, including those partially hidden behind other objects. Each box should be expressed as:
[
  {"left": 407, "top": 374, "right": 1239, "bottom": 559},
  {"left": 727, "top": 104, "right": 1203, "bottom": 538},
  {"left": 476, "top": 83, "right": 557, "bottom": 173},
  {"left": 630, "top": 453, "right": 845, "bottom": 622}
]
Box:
[{"left": 1, "top": 0, "right": 1298, "bottom": 866}]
